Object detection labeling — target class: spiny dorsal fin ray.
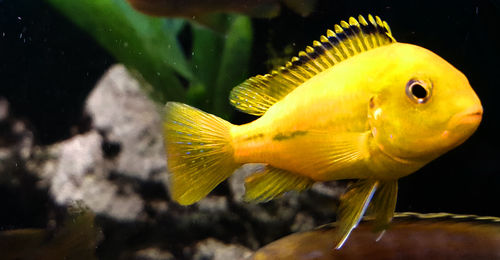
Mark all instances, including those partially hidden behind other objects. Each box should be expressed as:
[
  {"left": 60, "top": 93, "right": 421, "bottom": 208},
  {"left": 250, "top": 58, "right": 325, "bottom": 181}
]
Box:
[{"left": 230, "top": 14, "right": 396, "bottom": 116}]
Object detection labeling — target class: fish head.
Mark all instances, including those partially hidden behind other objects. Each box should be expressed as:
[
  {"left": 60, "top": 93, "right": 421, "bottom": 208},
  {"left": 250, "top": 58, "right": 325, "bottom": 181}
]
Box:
[{"left": 368, "top": 43, "right": 482, "bottom": 164}]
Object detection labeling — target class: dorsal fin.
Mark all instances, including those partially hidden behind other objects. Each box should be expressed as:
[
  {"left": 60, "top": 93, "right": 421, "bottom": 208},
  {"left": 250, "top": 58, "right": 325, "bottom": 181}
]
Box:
[{"left": 229, "top": 14, "right": 396, "bottom": 115}]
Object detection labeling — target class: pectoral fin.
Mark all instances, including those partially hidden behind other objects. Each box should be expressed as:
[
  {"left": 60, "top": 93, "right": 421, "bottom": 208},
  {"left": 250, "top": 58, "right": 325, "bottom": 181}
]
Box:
[
  {"left": 367, "top": 180, "right": 398, "bottom": 233},
  {"left": 335, "top": 179, "right": 379, "bottom": 249},
  {"left": 294, "top": 131, "right": 370, "bottom": 176},
  {"left": 244, "top": 166, "right": 314, "bottom": 202}
]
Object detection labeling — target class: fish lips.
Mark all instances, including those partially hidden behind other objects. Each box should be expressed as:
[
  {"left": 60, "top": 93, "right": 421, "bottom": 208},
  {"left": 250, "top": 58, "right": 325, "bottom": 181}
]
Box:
[{"left": 443, "top": 104, "right": 483, "bottom": 143}]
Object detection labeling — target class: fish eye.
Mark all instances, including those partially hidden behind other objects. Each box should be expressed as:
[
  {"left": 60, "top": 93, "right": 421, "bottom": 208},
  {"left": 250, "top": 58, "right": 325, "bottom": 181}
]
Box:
[{"left": 406, "top": 80, "right": 431, "bottom": 104}]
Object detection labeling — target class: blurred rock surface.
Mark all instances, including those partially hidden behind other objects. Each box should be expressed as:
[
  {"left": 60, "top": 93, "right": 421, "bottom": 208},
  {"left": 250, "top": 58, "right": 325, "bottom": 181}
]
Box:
[
  {"left": 1, "top": 64, "right": 344, "bottom": 259},
  {"left": 50, "top": 130, "right": 145, "bottom": 220},
  {"left": 134, "top": 247, "right": 175, "bottom": 260},
  {"left": 85, "top": 65, "right": 167, "bottom": 182},
  {"left": 0, "top": 96, "right": 51, "bottom": 230},
  {"left": 192, "top": 238, "right": 253, "bottom": 260},
  {"left": 0, "top": 97, "right": 33, "bottom": 174},
  {"left": 43, "top": 64, "right": 165, "bottom": 220}
]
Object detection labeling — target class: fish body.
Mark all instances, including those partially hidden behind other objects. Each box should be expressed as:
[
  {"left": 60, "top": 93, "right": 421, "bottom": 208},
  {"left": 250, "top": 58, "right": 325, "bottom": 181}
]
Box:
[
  {"left": 252, "top": 213, "right": 500, "bottom": 260},
  {"left": 231, "top": 42, "right": 477, "bottom": 181},
  {"left": 163, "top": 15, "right": 482, "bottom": 248}
]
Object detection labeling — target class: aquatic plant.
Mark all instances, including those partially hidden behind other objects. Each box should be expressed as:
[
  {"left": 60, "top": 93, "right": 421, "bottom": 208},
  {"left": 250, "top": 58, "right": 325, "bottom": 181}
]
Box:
[{"left": 45, "top": 0, "right": 252, "bottom": 119}]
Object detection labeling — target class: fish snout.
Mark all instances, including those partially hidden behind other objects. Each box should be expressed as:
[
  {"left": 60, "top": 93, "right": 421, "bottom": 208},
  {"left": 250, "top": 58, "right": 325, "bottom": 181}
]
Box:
[
  {"left": 437, "top": 104, "right": 482, "bottom": 150},
  {"left": 449, "top": 104, "right": 483, "bottom": 128}
]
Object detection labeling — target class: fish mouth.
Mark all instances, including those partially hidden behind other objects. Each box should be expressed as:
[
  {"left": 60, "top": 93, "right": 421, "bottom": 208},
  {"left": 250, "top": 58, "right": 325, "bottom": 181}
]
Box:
[{"left": 448, "top": 105, "right": 483, "bottom": 129}]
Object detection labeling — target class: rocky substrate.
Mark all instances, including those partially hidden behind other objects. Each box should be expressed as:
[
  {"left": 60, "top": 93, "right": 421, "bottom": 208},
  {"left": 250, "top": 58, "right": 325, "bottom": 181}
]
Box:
[{"left": 0, "top": 64, "right": 345, "bottom": 259}]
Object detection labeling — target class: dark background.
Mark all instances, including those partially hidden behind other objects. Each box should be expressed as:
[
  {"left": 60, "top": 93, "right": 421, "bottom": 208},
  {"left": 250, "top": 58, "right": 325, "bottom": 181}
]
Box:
[{"left": 0, "top": 0, "right": 498, "bottom": 229}]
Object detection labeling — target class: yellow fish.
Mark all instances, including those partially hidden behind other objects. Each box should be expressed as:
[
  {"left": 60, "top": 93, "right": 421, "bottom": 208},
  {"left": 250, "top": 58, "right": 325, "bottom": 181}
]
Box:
[{"left": 163, "top": 14, "right": 483, "bottom": 248}]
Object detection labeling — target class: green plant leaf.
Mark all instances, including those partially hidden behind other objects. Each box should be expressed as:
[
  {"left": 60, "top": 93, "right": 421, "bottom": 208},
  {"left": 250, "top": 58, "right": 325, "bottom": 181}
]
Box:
[
  {"left": 213, "top": 15, "right": 253, "bottom": 118},
  {"left": 46, "top": 0, "right": 254, "bottom": 113},
  {"left": 187, "top": 21, "right": 224, "bottom": 111},
  {"left": 45, "top": 0, "right": 192, "bottom": 103}
]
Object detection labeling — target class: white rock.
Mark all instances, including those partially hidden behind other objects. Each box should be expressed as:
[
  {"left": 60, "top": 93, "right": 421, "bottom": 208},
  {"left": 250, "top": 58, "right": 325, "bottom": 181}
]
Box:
[
  {"left": 192, "top": 238, "right": 253, "bottom": 260},
  {"left": 85, "top": 64, "right": 167, "bottom": 181}
]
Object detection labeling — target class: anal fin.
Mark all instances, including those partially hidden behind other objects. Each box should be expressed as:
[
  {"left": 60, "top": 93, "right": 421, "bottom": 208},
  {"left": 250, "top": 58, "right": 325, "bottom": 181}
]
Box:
[
  {"left": 244, "top": 166, "right": 314, "bottom": 202},
  {"left": 335, "top": 179, "right": 379, "bottom": 249}
]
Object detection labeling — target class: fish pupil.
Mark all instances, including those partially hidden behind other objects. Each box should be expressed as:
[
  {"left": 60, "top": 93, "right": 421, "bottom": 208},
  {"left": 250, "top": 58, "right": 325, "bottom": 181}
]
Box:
[{"left": 411, "top": 84, "right": 428, "bottom": 99}]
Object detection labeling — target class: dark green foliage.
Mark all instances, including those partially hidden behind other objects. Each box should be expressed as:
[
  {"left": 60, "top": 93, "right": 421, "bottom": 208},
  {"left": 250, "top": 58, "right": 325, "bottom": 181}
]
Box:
[{"left": 46, "top": 0, "right": 252, "bottom": 117}]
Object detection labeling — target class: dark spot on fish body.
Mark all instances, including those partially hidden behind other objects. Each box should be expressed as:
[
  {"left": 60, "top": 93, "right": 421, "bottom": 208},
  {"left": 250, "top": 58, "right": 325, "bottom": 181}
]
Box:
[
  {"left": 369, "top": 97, "right": 375, "bottom": 109},
  {"left": 243, "top": 133, "right": 264, "bottom": 142},
  {"left": 272, "top": 130, "right": 308, "bottom": 141},
  {"left": 273, "top": 133, "right": 287, "bottom": 141}
]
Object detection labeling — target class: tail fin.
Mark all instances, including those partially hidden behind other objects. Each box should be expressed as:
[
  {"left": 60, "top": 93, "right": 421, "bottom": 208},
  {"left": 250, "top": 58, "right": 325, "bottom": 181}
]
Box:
[{"left": 163, "top": 102, "right": 240, "bottom": 205}]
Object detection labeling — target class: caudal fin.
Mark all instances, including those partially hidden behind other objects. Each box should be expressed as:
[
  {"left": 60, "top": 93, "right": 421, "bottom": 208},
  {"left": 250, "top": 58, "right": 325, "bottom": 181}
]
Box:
[{"left": 163, "top": 102, "right": 240, "bottom": 205}]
